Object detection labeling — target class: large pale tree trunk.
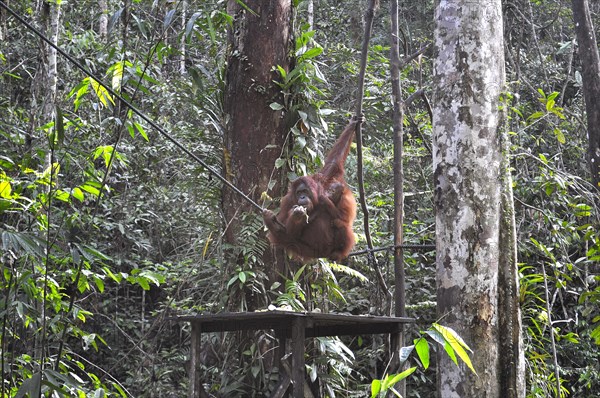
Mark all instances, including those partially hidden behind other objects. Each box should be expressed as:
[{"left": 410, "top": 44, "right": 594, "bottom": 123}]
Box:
[
  {"left": 223, "top": 1, "right": 292, "bottom": 288},
  {"left": 571, "top": 0, "right": 600, "bottom": 191},
  {"left": 432, "top": 1, "right": 525, "bottom": 396}
]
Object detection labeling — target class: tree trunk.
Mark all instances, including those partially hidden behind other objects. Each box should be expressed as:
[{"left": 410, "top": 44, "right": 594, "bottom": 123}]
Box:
[
  {"left": 572, "top": 0, "right": 600, "bottom": 191},
  {"left": 39, "top": 0, "right": 60, "bottom": 127},
  {"left": 98, "top": 0, "right": 108, "bottom": 39},
  {"left": 223, "top": 0, "right": 292, "bottom": 286},
  {"left": 179, "top": 0, "right": 187, "bottom": 75},
  {"left": 33, "top": 0, "right": 61, "bottom": 386},
  {"left": 498, "top": 114, "right": 527, "bottom": 397},
  {"left": 432, "top": 1, "right": 524, "bottom": 396},
  {"left": 390, "top": 0, "right": 406, "bottom": 396}
]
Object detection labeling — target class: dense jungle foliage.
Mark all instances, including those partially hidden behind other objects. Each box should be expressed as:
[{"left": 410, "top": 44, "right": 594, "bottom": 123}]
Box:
[{"left": 0, "top": 0, "right": 599, "bottom": 396}]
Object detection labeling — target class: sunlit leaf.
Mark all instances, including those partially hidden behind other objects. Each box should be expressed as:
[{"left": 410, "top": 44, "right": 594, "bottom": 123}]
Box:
[
  {"left": 433, "top": 323, "right": 477, "bottom": 375},
  {"left": 89, "top": 77, "right": 115, "bottom": 107},
  {"left": 0, "top": 181, "right": 12, "bottom": 198},
  {"left": 370, "top": 379, "right": 381, "bottom": 398},
  {"left": 71, "top": 187, "right": 85, "bottom": 202},
  {"left": 415, "top": 337, "right": 430, "bottom": 369}
]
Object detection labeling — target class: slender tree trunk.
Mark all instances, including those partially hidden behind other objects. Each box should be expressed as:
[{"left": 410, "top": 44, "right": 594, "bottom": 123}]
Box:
[
  {"left": 433, "top": 1, "right": 524, "bottom": 396},
  {"left": 38, "top": 0, "right": 60, "bottom": 127},
  {"left": 98, "top": 0, "right": 108, "bottom": 39},
  {"left": 390, "top": 0, "right": 406, "bottom": 396},
  {"left": 223, "top": 0, "right": 292, "bottom": 288},
  {"left": 307, "top": 0, "right": 314, "bottom": 30},
  {"left": 498, "top": 114, "right": 527, "bottom": 397},
  {"left": 0, "top": 0, "right": 6, "bottom": 41},
  {"left": 33, "top": 0, "right": 61, "bottom": 385},
  {"left": 179, "top": 0, "right": 187, "bottom": 74},
  {"left": 571, "top": 0, "right": 600, "bottom": 191}
]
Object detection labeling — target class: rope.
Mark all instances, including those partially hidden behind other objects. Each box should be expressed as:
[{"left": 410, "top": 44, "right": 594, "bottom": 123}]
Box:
[
  {"left": 0, "top": 1, "right": 263, "bottom": 212},
  {"left": 349, "top": 244, "right": 435, "bottom": 257}
]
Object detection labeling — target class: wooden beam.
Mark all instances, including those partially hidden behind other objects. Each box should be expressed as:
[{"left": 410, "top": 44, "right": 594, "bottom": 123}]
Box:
[{"left": 291, "top": 316, "right": 305, "bottom": 398}]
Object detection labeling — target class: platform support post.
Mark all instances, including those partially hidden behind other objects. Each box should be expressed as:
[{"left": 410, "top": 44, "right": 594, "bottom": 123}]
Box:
[
  {"left": 189, "top": 321, "right": 209, "bottom": 398},
  {"left": 291, "top": 316, "right": 305, "bottom": 398}
]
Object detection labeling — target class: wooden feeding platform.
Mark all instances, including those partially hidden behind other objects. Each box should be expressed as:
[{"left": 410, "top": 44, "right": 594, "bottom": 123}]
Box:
[{"left": 177, "top": 311, "right": 414, "bottom": 398}]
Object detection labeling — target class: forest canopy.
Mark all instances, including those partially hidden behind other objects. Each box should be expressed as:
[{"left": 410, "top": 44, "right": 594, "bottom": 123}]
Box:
[{"left": 0, "top": 0, "right": 599, "bottom": 397}]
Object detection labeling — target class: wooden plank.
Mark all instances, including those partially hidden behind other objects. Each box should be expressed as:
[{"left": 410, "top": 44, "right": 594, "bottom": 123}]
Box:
[
  {"left": 176, "top": 312, "right": 413, "bottom": 337},
  {"left": 305, "top": 321, "right": 403, "bottom": 337}
]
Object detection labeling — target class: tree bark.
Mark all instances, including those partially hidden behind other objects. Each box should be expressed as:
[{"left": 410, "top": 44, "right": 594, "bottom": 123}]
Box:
[
  {"left": 389, "top": 0, "right": 406, "bottom": 395},
  {"left": 433, "top": 1, "right": 524, "bottom": 396},
  {"left": 179, "top": 0, "right": 187, "bottom": 75},
  {"left": 98, "top": 0, "right": 108, "bottom": 39},
  {"left": 223, "top": 0, "right": 292, "bottom": 285},
  {"left": 571, "top": 0, "right": 600, "bottom": 191}
]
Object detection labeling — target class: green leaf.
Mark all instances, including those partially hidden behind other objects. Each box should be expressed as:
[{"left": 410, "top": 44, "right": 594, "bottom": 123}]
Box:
[
  {"left": 164, "top": 8, "right": 177, "bottom": 30},
  {"left": 133, "top": 122, "right": 148, "bottom": 141},
  {"left": 591, "top": 324, "right": 600, "bottom": 345},
  {"left": 547, "top": 91, "right": 559, "bottom": 102},
  {"left": 573, "top": 203, "right": 591, "bottom": 217},
  {"left": 185, "top": 12, "right": 202, "bottom": 39},
  {"left": 69, "top": 78, "right": 91, "bottom": 111},
  {"left": 137, "top": 277, "right": 150, "bottom": 291},
  {"left": 299, "top": 46, "right": 323, "bottom": 60},
  {"left": 15, "top": 372, "right": 42, "bottom": 398},
  {"left": 227, "top": 275, "right": 238, "bottom": 289},
  {"left": 553, "top": 128, "right": 565, "bottom": 144},
  {"left": 0, "top": 180, "right": 12, "bottom": 199},
  {"left": 276, "top": 64, "right": 287, "bottom": 78},
  {"left": 443, "top": 340, "right": 458, "bottom": 365},
  {"left": 78, "top": 275, "right": 89, "bottom": 293},
  {"left": 527, "top": 111, "right": 545, "bottom": 122},
  {"left": 71, "top": 187, "right": 85, "bottom": 202},
  {"left": 94, "top": 276, "right": 105, "bottom": 293},
  {"left": 205, "top": 14, "right": 217, "bottom": 43},
  {"left": 80, "top": 182, "right": 100, "bottom": 197},
  {"left": 89, "top": 77, "right": 115, "bottom": 108},
  {"left": 386, "top": 367, "right": 417, "bottom": 387},
  {"left": 110, "top": 61, "right": 126, "bottom": 91},
  {"left": 77, "top": 244, "right": 112, "bottom": 262},
  {"left": 537, "top": 88, "right": 546, "bottom": 98},
  {"left": 415, "top": 337, "right": 430, "bottom": 369},
  {"left": 275, "top": 158, "right": 286, "bottom": 168},
  {"left": 239, "top": 271, "right": 247, "bottom": 284},
  {"left": 370, "top": 379, "right": 381, "bottom": 398},
  {"left": 54, "top": 189, "right": 70, "bottom": 202},
  {"left": 433, "top": 323, "right": 477, "bottom": 375}
]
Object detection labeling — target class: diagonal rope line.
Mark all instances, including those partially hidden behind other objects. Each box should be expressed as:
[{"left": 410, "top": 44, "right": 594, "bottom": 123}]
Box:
[{"left": 0, "top": 1, "right": 263, "bottom": 212}]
